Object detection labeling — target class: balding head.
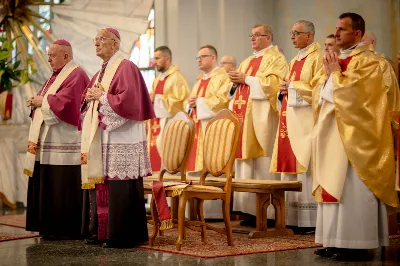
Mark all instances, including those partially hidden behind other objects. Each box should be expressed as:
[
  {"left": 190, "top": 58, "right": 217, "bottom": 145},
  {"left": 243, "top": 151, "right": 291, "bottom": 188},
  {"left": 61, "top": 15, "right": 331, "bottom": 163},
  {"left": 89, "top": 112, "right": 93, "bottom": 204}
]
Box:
[
  {"left": 47, "top": 43, "right": 73, "bottom": 72},
  {"left": 220, "top": 56, "right": 237, "bottom": 73},
  {"left": 362, "top": 31, "right": 377, "bottom": 49},
  {"left": 94, "top": 29, "right": 121, "bottom": 61}
]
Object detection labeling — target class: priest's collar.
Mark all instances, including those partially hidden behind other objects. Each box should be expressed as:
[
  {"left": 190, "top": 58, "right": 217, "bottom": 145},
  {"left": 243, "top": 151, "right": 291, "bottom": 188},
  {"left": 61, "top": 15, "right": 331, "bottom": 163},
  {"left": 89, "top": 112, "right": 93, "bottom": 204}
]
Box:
[
  {"left": 54, "top": 60, "right": 74, "bottom": 77},
  {"left": 253, "top": 45, "right": 273, "bottom": 58},
  {"left": 298, "top": 42, "right": 315, "bottom": 60},
  {"left": 340, "top": 42, "right": 362, "bottom": 59},
  {"left": 160, "top": 67, "right": 170, "bottom": 80},
  {"left": 100, "top": 52, "right": 122, "bottom": 72},
  {"left": 203, "top": 66, "right": 219, "bottom": 79}
]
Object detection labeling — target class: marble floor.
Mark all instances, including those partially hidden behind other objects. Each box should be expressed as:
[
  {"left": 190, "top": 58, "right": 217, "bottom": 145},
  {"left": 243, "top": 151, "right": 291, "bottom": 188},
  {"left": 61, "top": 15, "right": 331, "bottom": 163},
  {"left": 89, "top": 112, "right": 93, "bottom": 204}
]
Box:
[{"left": 1, "top": 206, "right": 400, "bottom": 266}]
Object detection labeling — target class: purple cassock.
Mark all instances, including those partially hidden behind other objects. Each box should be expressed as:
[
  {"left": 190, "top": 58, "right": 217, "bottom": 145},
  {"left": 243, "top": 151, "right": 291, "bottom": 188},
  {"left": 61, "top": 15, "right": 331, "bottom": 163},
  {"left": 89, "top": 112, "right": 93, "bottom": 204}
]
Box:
[
  {"left": 81, "top": 49, "right": 155, "bottom": 248},
  {"left": 26, "top": 57, "right": 90, "bottom": 239}
]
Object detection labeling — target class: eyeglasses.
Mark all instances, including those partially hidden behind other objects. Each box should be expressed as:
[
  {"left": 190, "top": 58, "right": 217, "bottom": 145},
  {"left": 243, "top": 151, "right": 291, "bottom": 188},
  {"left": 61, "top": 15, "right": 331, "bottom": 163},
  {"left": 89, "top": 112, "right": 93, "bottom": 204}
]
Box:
[
  {"left": 196, "top": 55, "right": 213, "bottom": 61},
  {"left": 290, "top": 31, "right": 308, "bottom": 37},
  {"left": 248, "top": 34, "right": 268, "bottom": 38},
  {"left": 93, "top": 37, "right": 116, "bottom": 44},
  {"left": 47, "top": 54, "right": 59, "bottom": 59},
  {"left": 220, "top": 62, "right": 234, "bottom": 65}
]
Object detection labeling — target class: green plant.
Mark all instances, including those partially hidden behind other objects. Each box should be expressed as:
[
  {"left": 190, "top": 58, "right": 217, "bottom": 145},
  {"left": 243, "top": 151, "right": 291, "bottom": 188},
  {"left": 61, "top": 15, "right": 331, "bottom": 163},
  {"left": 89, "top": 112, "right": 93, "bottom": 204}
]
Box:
[{"left": 0, "top": 35, "right": 36, "bottom": 93}]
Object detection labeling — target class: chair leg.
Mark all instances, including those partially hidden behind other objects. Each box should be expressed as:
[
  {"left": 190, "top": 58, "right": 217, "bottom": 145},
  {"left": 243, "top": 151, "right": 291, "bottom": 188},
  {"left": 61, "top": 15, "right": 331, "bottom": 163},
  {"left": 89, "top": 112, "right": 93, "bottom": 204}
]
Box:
[
  {"left": 176, "top": 194, "right": 187, "bottom": 251},
  {"left": 149, "top": 198, "right": 159, "bottom": 246},
  {"left": 222, "top": 199, "right": 233, "bottom": 246},
  {"left": 197, "top": 199, "right": 207, "bottom": 244}
]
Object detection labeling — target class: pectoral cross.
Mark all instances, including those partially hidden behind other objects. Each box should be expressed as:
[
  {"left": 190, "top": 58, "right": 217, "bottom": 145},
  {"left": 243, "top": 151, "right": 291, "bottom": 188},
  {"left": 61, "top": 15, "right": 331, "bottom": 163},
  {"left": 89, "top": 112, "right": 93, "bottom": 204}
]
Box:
[
  {"left": 151, "top": 120, "right": 160, "bottom": 133},
  {"left": 234, "top": 95, "right": 247, "bottom": 110}
]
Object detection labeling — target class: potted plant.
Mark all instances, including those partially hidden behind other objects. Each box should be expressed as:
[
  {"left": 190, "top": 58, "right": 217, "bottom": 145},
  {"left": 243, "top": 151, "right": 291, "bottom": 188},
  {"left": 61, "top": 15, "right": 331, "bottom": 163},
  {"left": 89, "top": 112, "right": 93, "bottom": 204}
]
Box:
[{"left": 0, "top": 36, "right": 35, "bottom": 120}]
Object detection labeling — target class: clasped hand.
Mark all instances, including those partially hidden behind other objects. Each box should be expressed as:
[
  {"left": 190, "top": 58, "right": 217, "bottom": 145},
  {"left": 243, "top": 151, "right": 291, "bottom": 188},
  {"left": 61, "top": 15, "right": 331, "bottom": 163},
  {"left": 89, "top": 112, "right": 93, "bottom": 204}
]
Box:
[
  {"left": 27, "top": 96, "right": 43, "bottom": 108},
  {"left": 85, "top": 84, "right": 104, "bottom": 102},
  {"left": 323, "top": 52, "right": 341, "bottom": 77}
]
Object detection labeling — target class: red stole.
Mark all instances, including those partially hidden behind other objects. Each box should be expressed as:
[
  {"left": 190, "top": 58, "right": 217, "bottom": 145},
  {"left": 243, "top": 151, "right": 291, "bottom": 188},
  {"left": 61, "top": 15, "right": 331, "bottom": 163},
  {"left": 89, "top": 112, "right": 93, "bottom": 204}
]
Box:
[
  {"left": 276, "top": 57, "right": 306, "bottom": 172},
  {"left": 187, "top": 78, "right": 211, "bottom": 171},
  {"left": 321, "top": 56, "right": 353, "bottom": 203},
  {"left": 232, "top": 56, "right": 263, "bottom": 159},
  {"left": 149, "top": 79, "right": 167, "bottom": 172}
]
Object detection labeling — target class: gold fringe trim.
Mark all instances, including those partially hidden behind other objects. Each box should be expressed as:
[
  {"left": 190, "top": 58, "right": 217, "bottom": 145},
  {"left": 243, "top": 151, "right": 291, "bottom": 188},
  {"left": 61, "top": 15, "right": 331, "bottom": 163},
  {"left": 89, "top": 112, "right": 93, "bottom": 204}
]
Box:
[
  {"left": 172, "top": 188, "right": 183, "bottom": 197},
  {"left": 82, "top": 183, "right": 95, "bottom": 190},
  {"left": 82, "top": 177, "right": 105, "bottom": 190},
  {"left": 23, "top": 169, "right": 33, "bottom": 177},
  {"left": 88, "top": 177, "right": 105, "bottom": 185},
  {"left": 159, "top": 219, "right": 173, "bottom": 230}
]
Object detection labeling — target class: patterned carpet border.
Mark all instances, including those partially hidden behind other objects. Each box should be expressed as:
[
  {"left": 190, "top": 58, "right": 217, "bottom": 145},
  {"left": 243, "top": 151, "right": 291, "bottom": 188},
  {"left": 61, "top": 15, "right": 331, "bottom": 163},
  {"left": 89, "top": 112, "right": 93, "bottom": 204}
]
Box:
[
  {"left": 0, "top": 232, "right": 39, "bottom": 242},
  {"left": 139, "top": 227, "right": 322, "bottom": 259},
  {"left": 0, "top": 215, "right": 26, "bottom": 229}
]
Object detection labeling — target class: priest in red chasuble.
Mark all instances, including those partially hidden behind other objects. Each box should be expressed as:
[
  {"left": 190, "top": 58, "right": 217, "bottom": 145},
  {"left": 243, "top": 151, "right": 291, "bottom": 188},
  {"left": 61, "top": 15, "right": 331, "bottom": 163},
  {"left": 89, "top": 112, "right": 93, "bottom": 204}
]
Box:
[
  {"left": 270, "top": 20, "right": 323, "bottom": 232},
  {"left": 312, "top": 13, "right": 399, "bottom": 261},
  {"left": 80, "top": 28, "right": 155, "bottom": 248},
  {"left": 148, "top": 46, "right": 190, "bottom": 173},
  {"left": 185, "top": 45, "right": 230, "bottom": 218},
  {"left": 228, "top": 24, "right": 288, "bottom": 226},
  {"left": 24, "top": 40, "right": 89, "bottom": 239}
]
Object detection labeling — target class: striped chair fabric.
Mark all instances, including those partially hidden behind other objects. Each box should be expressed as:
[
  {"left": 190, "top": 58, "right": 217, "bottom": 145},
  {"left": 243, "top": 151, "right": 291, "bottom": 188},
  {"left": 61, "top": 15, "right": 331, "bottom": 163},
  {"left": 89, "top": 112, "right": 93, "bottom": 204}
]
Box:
[
  {"left": 203, "top": 118, "right": 236, "bottom": 173},
  {"left": 161, "top": 120, "right": 190, "bottom": 172}
]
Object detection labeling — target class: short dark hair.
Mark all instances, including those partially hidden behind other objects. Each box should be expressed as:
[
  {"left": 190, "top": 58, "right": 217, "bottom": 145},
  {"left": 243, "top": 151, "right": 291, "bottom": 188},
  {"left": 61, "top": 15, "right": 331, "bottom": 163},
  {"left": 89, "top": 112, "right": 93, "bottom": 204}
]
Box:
[
  {"left": 338, "top": 12, "right": 365, "bottom": 37},
  {"left": 154, "top": 46, "right": 172, "bottom": 58},
  {"left": 199, "top": 45, "right": 218, "bottom": 59},
  {"left": 326, "top": 34, "right": 335, "bottom": 39}
]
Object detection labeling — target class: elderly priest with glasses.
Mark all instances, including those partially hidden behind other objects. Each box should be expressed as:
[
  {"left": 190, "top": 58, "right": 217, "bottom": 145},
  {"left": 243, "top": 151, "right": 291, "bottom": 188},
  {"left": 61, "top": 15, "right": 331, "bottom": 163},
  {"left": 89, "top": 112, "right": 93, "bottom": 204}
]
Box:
[{"left": 80, "top": 28, "right": 155, "bottom": 248}]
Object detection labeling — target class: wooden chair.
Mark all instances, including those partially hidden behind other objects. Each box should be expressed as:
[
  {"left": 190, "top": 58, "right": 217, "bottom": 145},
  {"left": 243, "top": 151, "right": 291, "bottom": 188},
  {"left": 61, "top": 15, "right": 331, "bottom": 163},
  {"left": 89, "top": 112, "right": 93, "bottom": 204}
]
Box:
[
  {"left": 175, "top": 109, "right": 241, "bottom": 251},
  {"left": 148, "top": 111, "right": 195, "bottom": 245}
]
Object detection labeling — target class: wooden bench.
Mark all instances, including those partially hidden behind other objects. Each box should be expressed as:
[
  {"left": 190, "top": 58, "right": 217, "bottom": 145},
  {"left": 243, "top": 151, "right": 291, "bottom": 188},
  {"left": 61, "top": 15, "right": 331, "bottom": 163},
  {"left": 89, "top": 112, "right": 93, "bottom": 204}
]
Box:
[{"left": 144, "top": 175, "right": 302, "bottom": 239}]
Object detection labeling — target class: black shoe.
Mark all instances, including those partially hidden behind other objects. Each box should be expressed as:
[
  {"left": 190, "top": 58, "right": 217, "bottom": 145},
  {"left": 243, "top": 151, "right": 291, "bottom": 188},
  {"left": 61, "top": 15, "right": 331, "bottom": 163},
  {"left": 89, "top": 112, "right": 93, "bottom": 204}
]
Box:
[
  {"left": 84, "top": 236, "right": 103, "bottom": 245},
  {"left": 239, "top": 219, "right": 256, "bottom": 227},
  {"left": 295, "top": 227, "right": 315, "bottom": 235},
  {"left": 314, "top": 247, "right": 337, "bottom": 257},
  {"left": 332, "top": 249, "right": 369, "bottom": 261}
]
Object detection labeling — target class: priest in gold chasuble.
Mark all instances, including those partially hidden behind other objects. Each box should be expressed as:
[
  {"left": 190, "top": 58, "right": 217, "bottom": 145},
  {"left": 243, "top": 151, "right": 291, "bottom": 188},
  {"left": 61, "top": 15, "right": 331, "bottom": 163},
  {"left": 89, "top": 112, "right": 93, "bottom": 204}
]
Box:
[
  {"left": 270, "top": 20, "right": 323, "bottom": 231},
  {"left": 185, "top": 45, "right": 230, "bottom": 219},
  {"left": 149, "top": 46, "right": 190, "bottom": 173},
  {"left": 312, "top": 13, "right": 399, "bottom": 260},
  {"left": 228, "top": 24, "right": 288, "bottom": 224}
]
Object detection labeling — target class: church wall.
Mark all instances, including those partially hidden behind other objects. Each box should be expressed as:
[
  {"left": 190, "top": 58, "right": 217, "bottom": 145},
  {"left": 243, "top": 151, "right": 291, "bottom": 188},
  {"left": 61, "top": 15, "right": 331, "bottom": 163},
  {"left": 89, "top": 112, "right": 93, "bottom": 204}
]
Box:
[
  {"left": 273, "top": 0, "right": 395, "bottom": 62},
  {"left": 155, "top": 0, "right": 397, "bottom": 86},
  {"left": 154, "top": 0, "right": 274, "bottom": 86}
]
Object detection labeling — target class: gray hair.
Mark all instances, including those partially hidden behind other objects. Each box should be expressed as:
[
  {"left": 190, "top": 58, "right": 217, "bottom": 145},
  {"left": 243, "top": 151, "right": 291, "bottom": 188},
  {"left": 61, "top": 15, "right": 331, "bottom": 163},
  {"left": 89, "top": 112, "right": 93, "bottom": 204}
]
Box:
[{"left": 295, "top": 20, "right": 315, "bottom": 35}]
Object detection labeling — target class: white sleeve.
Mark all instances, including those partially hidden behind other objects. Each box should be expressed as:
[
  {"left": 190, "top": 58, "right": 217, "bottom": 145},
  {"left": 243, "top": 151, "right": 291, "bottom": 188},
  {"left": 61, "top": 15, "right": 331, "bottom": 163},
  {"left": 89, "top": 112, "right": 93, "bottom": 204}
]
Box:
[
  {"left": 287, "top": 82, "right": 311, "bottom": 107},
  {"left": 154, "top": 94, "right": 172, "bottom": 118},
  {"left": 99, "top": 93, "right": 129, "bottom": 132},
  {"left": 41, "top": 95, "right": 60, "bottom": 126},
  {"left": 246, "top": 76, "right": 267, "bottom": 100},
  {"left": 320, "top": 75, "right": 334, "bottom": 104},
  {"left": 196, "top": 98, "right": 216, "bottom": 120}
]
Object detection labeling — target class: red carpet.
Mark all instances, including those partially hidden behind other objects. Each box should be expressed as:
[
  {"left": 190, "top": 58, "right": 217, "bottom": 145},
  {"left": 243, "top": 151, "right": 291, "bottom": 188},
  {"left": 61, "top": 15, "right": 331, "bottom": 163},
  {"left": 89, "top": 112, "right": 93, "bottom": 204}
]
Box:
[
  {"left": 0, "top": 215, "right": 26, "bottom": 229},
  {"left": 0, "top": 232, "right": 39, "bottom": 242},
  {"left": 140, "top": 226, "right": 321, "bottom": 258}
]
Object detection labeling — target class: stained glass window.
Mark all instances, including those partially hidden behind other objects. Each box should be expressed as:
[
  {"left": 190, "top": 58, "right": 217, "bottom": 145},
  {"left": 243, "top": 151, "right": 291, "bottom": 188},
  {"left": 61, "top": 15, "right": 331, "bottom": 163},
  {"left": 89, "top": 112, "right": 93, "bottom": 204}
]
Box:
[{"left": 130, "top": 8, "right": 155, "bottom": 92}]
